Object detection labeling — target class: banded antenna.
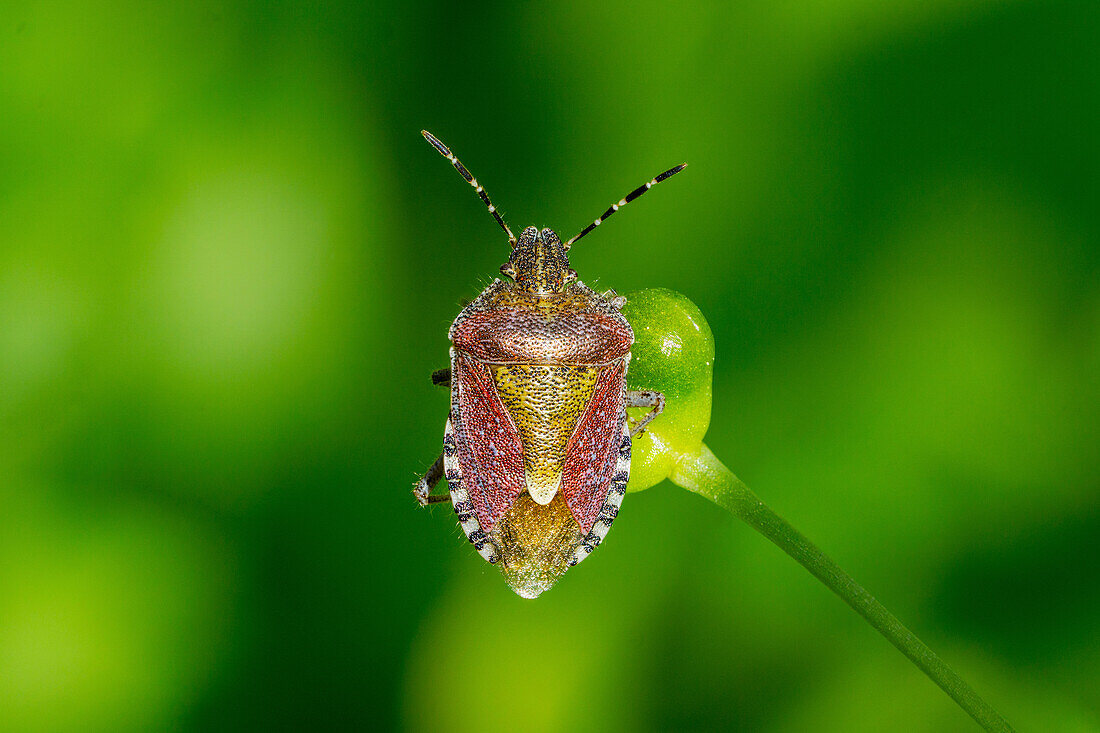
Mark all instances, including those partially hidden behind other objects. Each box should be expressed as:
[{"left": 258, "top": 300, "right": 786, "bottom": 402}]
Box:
[
  {"left": 566, "top": 162, "right": 687, "bottom": 249},
  {"left": 422, "top": 130, "right": 516, "bottom": 246}
]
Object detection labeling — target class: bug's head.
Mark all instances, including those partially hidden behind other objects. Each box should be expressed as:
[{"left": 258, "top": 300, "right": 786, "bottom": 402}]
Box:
[{"left": 500, "top": 226, "right": 576, "bottom": 295}]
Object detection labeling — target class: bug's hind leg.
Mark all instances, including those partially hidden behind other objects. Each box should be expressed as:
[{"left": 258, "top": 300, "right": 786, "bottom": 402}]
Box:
[
  {"left": 625, "top": 389, "right": 665, "bottom": 437},
  {"left": 413, "top": 367, "right": 453, "bottom": 505},
  {"left": 413, "top": 452, "right": 452, "bottom": 506}
]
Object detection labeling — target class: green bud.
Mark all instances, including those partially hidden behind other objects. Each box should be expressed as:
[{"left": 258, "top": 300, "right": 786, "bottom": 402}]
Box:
[
  {"left": 618, "top": 294, "right": 1008, "bottom": 729},
  {"left": 621, "top": 288, "right": 714, "bottom": 491}
]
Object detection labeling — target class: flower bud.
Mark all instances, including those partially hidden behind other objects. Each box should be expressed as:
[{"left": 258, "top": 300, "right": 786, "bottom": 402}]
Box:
[{"left": 621, "top": 288, "right": 714, "bottom": 491}]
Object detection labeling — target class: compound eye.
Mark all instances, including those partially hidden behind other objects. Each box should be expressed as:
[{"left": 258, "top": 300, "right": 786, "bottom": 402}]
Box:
[
  {"left": 564, "top": 268, "right": 577, "bottom": 283},
  {"left": 500, "top": 263, "right": 517, "bottom": 279}
]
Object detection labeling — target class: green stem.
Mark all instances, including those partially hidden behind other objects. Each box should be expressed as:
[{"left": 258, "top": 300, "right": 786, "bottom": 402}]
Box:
[{"left": 671, "top": 442, "right": 1013, "bottom": 733}]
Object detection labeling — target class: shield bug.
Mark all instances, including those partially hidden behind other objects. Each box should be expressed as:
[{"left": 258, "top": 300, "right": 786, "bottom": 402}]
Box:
[{"left": 413, "top": 130, "right": 685, "bottom": 598}]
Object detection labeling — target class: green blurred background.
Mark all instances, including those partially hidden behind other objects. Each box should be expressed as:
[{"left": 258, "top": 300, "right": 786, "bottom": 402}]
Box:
[{"left": 2, "top": 1, "right": 1098, "bottom": 731}]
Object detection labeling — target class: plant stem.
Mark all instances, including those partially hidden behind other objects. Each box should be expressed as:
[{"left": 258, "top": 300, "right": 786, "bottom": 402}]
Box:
[{"left": 671, "top": 442, "right": 1013, "bottom": 733}]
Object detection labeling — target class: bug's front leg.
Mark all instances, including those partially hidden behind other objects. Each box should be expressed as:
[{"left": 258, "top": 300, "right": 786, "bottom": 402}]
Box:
[
  {"left": 601, "top": 288, "right": 627, "bottom": 310},
  {"left": 626, "top": 389, "right": 665, "bottom": 437},
  {"left": 412, "top": 452, "right": 452, "bottom": 506}
]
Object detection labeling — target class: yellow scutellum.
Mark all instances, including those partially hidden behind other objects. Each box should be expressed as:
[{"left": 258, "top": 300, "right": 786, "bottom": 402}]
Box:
[{"left": 618, "top": 288, "right": 1013, "bottom": 733}]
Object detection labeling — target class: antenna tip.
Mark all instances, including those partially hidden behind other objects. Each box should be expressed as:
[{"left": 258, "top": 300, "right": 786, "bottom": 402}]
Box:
[
  {"left": 421, "top": 130, "right": 449, "bottom": 156},
  {"left": 654, "top": 162, "right": 689, "bottom": 183}
]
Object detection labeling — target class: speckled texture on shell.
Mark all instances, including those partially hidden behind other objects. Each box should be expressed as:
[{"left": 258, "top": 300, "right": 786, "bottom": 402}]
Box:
[
  {"left": 491, "top": 493, "right": 585, "bottom": 599},
  {"left": 447, "top": 279, "right": 634, "bottom": 594},
  {"left": 450, "top": 281, "right": 632, "bottom": 365},
  {"left": 490, "top": 364, "right": 600, "bottom": 505},
  {"left": 449, "top": 351, "right": 525, "bottom": 533},
  {"left": 560, "top": 360, "right": 626, "bottom": 533}
]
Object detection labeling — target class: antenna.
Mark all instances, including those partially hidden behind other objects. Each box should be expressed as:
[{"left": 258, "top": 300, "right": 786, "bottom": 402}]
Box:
[
  {"left": 566, "top": 163, "right": 687, "bottom": 249},
  {"left": 421, "top": 130, "right": 516, "bottom": 246}
]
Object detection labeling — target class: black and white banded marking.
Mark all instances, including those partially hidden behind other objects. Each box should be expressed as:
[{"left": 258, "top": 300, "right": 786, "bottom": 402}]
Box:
[
  {"left": 569, "top": 413, "right": 632, "bottom": 567},
  {"left": 444, "top": 346, "right": 500, "bottom": 564},
  {"left": 421, "top": 130, "right": 517, "bottom": 246},
  {"left": 565, "top": 162, "right": 688, "bottom": 249},
  {"left": 443, "top": 416, "right": 500, "bottom": 564}
]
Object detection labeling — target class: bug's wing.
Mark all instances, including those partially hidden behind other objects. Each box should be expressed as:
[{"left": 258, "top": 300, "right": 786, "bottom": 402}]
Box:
[
  {"left": 450, "top": 351, "right": 525, "bottom": 534},
  {"left": 560, "top": 360, "right": 631, "bottom": 564}
]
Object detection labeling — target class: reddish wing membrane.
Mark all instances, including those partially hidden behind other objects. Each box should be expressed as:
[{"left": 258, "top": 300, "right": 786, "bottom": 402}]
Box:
[
  {"left": 451, "top": 351, "right": 525, "bottom": 531},
  {"left": 560, "top": 360, "right": 627, "bottom": 534}
]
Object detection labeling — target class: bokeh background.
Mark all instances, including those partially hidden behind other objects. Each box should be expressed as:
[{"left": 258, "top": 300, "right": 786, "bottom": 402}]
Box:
[{"left": 2, "top": 1, "right": 1098, "bottom": 731}]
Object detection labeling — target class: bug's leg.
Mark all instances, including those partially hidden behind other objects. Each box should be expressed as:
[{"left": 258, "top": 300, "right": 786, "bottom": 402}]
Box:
[
  {"left": 601, "top": 288, "right": 627, "bottom": 309},
  {"left": 431, "top": 368, "right": 451, "bottom": 387},
  {"left": 625, "top": 389, "right": 665, "bottom": 437},
  {"left": 412, "top": 452, "right": 452, "bottom": 506}
]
